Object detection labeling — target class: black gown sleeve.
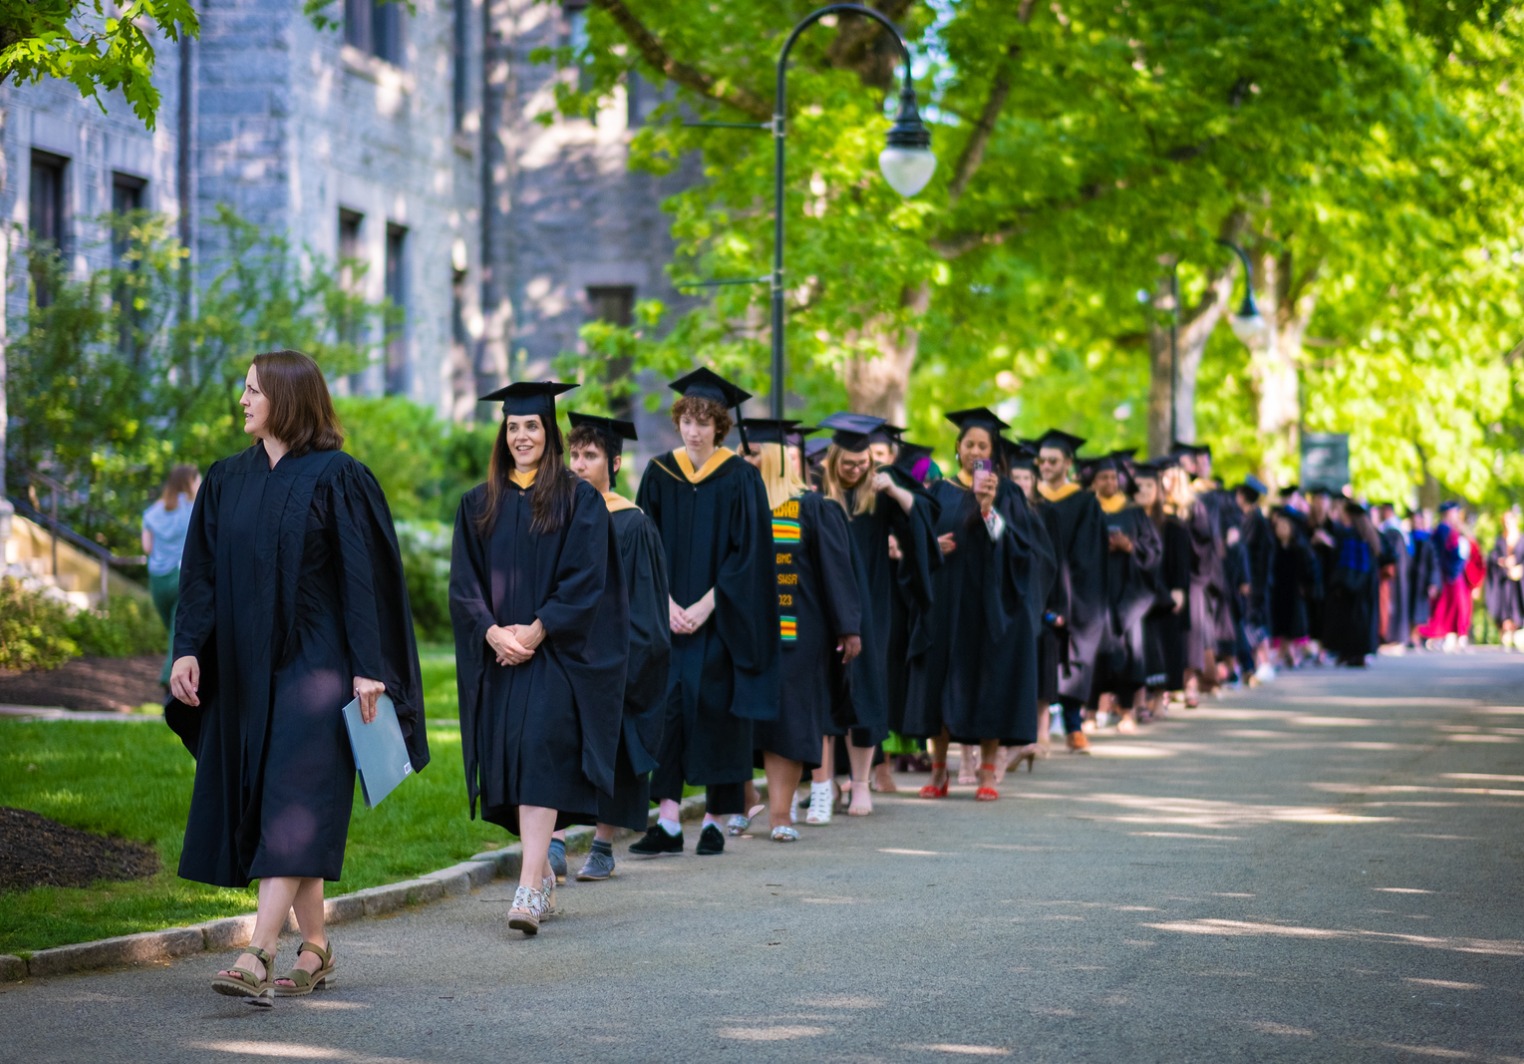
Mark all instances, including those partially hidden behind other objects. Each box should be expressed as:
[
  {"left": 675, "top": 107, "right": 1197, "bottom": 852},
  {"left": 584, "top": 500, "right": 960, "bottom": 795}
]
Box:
[
  {"left": 885, "top": 468, "right": 941, "bottom": 612},
  {"left": 172, "top": 457, "right": 225, "bottom": 661},
  {"left": 328, "top": 459, "right": 429, "bottom": 769},
  {"left": 620, "top": 511, "right": 672, "bottom": 772},
  {"left": 712, "top": 463, "right": 780, "bottom": 677},
  {"left": 449, "top": 489, "right": 493, "bottom": 815},
  {"left": 808, "top": 494, "right": 862, "bottom": 639}
]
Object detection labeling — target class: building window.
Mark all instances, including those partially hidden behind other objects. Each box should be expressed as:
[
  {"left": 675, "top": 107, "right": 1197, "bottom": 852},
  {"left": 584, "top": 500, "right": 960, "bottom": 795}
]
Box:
[
  {"left": 28, "top": 150, "right": 69, "bottom": 307},
  {"left": 384, "top": 223, "right": 408, "bottom": 396},
  {"left": 587, "top": 285, "right": 635, "bottom": 418},
  {"left": 564, "top": 0, "right": 594, "bottom": 98},
  {"left": 337, "top": 209, "right": 366, "bottom": 371},
  {"left": 111, "top": 173, "right": 148, "bottom": 357},
  {"left": 346, "top": 0, "right": 405, "bottom": 65}
]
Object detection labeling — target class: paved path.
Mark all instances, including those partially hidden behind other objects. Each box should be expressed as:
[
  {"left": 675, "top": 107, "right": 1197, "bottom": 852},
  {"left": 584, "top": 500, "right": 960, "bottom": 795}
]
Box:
[{"left": 3, "top": 652, "right": 1523, "bottom": 1063}]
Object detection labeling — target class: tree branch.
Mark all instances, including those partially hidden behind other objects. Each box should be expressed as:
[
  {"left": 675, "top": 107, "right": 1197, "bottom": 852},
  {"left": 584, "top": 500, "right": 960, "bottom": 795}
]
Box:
[
  {"left": 947, "top": 1, "right": 1035, "bottom": 203},
  {"left": 590, "top": 0, "right": 772, "bottom": 121}
]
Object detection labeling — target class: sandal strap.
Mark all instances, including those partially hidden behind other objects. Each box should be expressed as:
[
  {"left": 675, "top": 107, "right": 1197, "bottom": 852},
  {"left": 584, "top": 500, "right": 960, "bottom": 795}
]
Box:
[
  {"left": 246, "top": 945, "right": 274, "bottom": 967},
  {"left": 297, "top": 940, "right": 332, "bottom": 966}
]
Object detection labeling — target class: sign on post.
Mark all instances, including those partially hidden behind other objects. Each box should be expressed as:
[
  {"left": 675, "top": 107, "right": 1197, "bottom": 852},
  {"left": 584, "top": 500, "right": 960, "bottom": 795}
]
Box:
[{"left": 1301, "top": 432, "right": 1350, "bottom": 494}]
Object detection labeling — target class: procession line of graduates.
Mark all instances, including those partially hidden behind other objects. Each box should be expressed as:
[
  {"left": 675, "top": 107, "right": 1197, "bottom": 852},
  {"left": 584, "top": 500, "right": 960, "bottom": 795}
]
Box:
[{"left": 171, "top": 349, "right": 1515, "bottom": 1002}]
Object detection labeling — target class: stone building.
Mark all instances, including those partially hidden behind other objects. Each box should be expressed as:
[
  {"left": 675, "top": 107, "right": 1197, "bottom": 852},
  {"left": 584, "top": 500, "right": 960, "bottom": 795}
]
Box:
[{"left": 1, "top": 0, "right": 691, "bottom": 428}]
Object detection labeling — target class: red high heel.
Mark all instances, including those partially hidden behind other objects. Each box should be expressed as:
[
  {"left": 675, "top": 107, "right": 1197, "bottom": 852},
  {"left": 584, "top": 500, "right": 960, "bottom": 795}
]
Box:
[
  {"left": 918, "top": 763, "right": 949, "bottom": 799},
  {"left": 976, "top": 786, "right": 1000, "bottom": 801}
]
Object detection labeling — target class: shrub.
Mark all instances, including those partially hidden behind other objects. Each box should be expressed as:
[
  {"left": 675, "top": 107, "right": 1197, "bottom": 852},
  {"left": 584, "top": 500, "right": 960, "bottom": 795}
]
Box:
[
  {"left": 395, "top": 520, "right": 453, "bottom": 644},
  {"left": 0, "top": 579, "right": 80, "bottom": 671},
  {"left": 64, "top": 595, "right": 167, "bottom": 658}
]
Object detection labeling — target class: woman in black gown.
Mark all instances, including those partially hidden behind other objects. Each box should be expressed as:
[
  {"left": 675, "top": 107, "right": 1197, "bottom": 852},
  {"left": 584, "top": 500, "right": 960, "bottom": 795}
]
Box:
[
  {"left": 904, "top": 409, "right": 1055, "bottom": 801},
  {"left": 450, "top": 382, "right": 628, "bottom": 934},
  {"left": 170, "top": 350, "right": 427, "bottom": 1004},
  {"left": 1321, "top": 501, "right": 1381, "bottom": 667},
  {"left": 1131, "top": 460, "right": 1189, "bottom": 719}
]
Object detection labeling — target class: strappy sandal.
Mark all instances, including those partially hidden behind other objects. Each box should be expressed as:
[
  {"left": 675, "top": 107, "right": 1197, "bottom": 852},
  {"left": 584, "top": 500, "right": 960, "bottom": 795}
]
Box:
[
  {"left": 274, "top": 940, "right": 335, "bottom": 997},
  {"left": 771, "top": 825, "right": 800, "bottom": 842},
  {"left": 212, "top": 945, "right": 276, "bottom": 1006}
]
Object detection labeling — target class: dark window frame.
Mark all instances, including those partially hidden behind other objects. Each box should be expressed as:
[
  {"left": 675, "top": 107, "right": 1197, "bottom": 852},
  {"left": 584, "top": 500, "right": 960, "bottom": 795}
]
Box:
[
  {"left": 28, "top": 149, "right": 70, "bottom": 307},
  {"left": 384, "top": 223, "right": 409, "bottom": 396},
  {"left": 345, "top": 0, "right": 406, "bottom": 66}
]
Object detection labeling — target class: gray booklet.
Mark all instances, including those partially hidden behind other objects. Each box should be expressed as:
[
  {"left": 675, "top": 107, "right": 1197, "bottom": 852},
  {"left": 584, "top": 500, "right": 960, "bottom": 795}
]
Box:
[{"left": 341, "top": 692, "right": 414, "bottom": 808}]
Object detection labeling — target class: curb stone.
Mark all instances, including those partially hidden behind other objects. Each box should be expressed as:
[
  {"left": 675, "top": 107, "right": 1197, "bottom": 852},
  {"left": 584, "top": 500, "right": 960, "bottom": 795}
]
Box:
[{"left": 0, "top": 789, "right": 737, "bottom": 982}]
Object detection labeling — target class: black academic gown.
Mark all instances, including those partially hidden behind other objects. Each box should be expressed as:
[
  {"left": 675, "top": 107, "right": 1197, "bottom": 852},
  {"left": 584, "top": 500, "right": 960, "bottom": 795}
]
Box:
[
  {"left": 905, "top": 477, "right": 1055, "bottom": 745},
  {"left": 1377, "top": 526, "right": 1408, "bottom": 645},
  {"left": 1183, "top": 498, "right": 1229, "bottom": 672},
  {"left": 1322, "top": 527, "right": 1378, "bottom": 665},
  {"left": 599, "top": 499, "right": 672, "bottom": 830},
  {"left": 450, "top": 474, "right": 629, "bottom": 834},
  {"left": 1035, "top": 485, "right": 1109, "bottom": 705},
  {"left": 840, "top": 468, "right": 939, "bottom": 746},
  {"left": 1090, "top": 500, "right": 1162, "bottom": 701},
  {"left": 1143, "top": 512, "right": 1191, "bottom": 690},
  {"left": 1269, "top": 532, "right": 1320, "bottom": 641},
  {"left": 1484, "top": 535, "right": 1524, "bottom": 628},
  {"left": 1408, "top": 531, "right": 1438, "bottom": 631},
  {"left": 1199, "top": 485, "right": 1241, "bottom": 653},
  {"left": 169, "top": 445, "right": 427, "bottom": 888},
  {"left": 636, "top": 449, "right": 779, "bottom": 786},
  {"left": 755, "top": 492, "right": 859, "bottom": 766},
  {"left": 1240, "top": 508, "right": 1274, "bottom": 639}
]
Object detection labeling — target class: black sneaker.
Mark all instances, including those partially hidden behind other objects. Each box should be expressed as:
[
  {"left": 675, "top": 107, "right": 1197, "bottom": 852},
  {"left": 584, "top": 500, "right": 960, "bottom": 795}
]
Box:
[
  {"left": 629, "top": 825, "right": 683, "bottom": 856},
  {"left": 695, "top": 824, "right": 726, "bottom": 856}
]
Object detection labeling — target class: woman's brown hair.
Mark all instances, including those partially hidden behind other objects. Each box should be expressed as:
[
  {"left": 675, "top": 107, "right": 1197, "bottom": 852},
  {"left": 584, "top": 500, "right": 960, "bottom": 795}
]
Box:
[
  {"left": 671, "top": 396, "right": 733, "bottom": 442},
  {"left": 476, "top": 415, "right": 576, "bottom": 537},
  {"left": 160, "top": 464, "right": 199, "bottom": 511},
  {"left": 252, "top": 350, "right": 344, "bottom": 456}
]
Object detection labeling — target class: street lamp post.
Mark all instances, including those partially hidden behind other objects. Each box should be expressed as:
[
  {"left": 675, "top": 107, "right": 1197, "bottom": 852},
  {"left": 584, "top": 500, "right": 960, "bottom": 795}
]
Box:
[
  {"left": 1167, "top": 237, "right": 1265, "bottom": 445},
  {"left": 768, "top": 4, "right": 935, "bottom": 419}
]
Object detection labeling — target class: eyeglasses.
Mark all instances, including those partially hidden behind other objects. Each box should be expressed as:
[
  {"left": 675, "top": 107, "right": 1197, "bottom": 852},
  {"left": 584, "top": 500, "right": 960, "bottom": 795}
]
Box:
[{"left": 1038, "top": 456, "right": 1063, "bottom": 465}]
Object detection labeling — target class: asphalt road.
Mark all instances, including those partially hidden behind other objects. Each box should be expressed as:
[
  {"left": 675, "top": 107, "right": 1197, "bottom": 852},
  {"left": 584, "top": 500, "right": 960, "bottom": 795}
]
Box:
[{"left": 3, "top": 650, "right": 1522, "bottom": 1064}]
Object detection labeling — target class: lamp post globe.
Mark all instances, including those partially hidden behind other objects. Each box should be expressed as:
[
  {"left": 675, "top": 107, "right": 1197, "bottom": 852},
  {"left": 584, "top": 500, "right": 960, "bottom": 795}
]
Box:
[{"left": 879, "top": 80, "right": 936, "bottom": 197}]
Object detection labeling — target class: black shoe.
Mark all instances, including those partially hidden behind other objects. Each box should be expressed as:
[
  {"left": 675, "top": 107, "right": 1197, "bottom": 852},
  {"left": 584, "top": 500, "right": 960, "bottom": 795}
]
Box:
[
  {"left": 695, "top": 824, "right": 725, "bottom": 856},
  {"left": 629, "top": 825, "right": 683, "bottom": 856}
]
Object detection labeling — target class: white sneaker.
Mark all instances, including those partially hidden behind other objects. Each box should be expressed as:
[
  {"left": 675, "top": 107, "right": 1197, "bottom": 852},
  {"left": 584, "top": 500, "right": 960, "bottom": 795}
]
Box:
[
  {"left": 806, "top": 782, "right": 834, "bottom": 825},
  {"left": 1048, "top": 708, "right": 1065, "bottom": 737},
  {"left": 1254, "top": 663, "right": 1277, "bottom": 683}
]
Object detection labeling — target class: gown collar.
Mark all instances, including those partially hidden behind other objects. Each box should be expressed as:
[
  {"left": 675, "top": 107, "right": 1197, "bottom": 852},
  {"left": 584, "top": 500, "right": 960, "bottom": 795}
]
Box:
[
  {"left": 603, "top": 491, "right": 638, "bottom": 513},
  {"left": 509, "top": 468, "right": 538, "bottom": 489},
  {"left": 1096, "top": 491, "right": 1128, "bottom": 514},
  {"left": 1038, "top": 481, "right": 1082, "bottom": 503},
  {"left": 673, "top": 447, "right": 735, "bottom": 484}
]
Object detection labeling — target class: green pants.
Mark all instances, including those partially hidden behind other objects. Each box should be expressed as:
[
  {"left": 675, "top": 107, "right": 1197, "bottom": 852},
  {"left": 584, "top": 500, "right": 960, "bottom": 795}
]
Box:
[{"left": 149, "top": 570, "right": 179, "bottom": 685}]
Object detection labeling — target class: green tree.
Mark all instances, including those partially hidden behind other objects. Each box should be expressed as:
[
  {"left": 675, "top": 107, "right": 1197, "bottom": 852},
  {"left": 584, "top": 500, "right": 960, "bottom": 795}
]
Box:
[{"left": 547, "top": 0, "right": 1524, "bottom": 503}]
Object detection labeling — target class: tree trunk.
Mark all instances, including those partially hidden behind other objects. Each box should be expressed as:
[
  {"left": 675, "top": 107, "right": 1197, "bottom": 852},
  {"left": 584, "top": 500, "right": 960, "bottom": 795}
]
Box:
[
  {"left": 1251, "top": 250, "right": 1317, "bottom": 488},
  {"left": 1146, "top": 261, "right": 1237, "bottom": 457},
  {"left": 841, "top": 282, "right": 929, "bottom": 423}
]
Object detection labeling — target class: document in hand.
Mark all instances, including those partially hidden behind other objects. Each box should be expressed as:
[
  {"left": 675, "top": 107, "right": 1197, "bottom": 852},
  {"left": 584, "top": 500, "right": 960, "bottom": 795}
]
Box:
[{"left": 341, "top": 692, "right": 414, "bottom": 808}]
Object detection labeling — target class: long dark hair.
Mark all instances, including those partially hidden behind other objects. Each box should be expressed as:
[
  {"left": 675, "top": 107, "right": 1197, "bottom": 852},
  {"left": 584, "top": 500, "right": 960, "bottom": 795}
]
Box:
[
  {"left": 956, "top": 424, "right": 1008, "bottom": 477},
  {"left": 1344, "top": 500, "right": 1381, "bottom": 553},
  {"left": 476, "top": 415, "right": 575, "bottom": 537}
]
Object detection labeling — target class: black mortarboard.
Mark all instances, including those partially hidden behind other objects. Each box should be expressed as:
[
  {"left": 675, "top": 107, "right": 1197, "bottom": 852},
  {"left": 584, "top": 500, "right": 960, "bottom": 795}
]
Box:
[
  {"left": 1173, "top": 440, "right": 1213, "bottom": 461},
  {"left": 1130, "top": 461, "right": 1162, "bottom": 479},
  {"left": 1281, "top": 483, "right": 1301, "bottom": 496},
  {"left": 805, "top": 437, "right": 832, "bottom": 464},
  {"left": 788, "top": 424, "right": 820, "bottom": 449},
  {"left": 1034, "top": 428, "right": 1087, "bottom": 456},
  {"left": 946, "top": 407, "right": 1010, "bottom": 434},
  {"left": 893, "top": 442, "right": 935, "bottom": 479},
  {"left": 668, "top": 366, "right": 751, "bottom": 408},
  {"left": 1001, "top": 438, "right": 1038, "bottom": 472},
  {"left": 1146, "top": 453, "right": 1181, "bottom": 471},
  {"left": 1240, "top": 474, "right": 1269, "bottom": 497},
  {"left": 819, "top": 412, "right": 887, "bottom": 452},
  {"left": 480, "top": 380, "right": 578, "bottom": 419},
  {"left": 868, "top": 422, "right": 904, "bottom": 446},
  {"left": 738, "top": 417, "right": 802, "bottom": 446},
  {"left": 568, "top": 411, "right": 637, "bottom": 456},
  {"left": 1082, "top": 453, "right": 1120, "bottom": 473},
  {"left": 1308, "top": 484, "right": 1333, "bottom": 497}
]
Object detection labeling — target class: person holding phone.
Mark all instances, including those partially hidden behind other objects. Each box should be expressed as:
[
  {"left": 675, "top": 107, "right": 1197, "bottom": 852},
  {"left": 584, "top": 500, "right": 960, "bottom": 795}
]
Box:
[{"left": 904, "top": 408, "right": 1055, "bottom": 800}]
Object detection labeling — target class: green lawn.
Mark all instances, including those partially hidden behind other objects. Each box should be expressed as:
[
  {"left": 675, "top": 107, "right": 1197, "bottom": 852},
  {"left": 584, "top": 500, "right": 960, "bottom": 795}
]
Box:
[{"left": 0, "top": 646, "right": 510, "bottom": 956}]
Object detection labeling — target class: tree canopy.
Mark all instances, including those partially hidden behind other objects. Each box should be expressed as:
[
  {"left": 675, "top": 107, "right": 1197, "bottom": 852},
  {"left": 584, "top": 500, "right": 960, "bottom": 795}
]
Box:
[{"left": 554, "top": 0, "right": 1524, "bottom": 505}]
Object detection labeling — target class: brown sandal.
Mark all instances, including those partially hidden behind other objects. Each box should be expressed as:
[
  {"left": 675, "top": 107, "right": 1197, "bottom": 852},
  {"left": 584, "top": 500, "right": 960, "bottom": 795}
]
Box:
[
  {"left": 212, "top": 945, "right": 276, "bottom": 1006},
  {"left": 273, "top": 940, "right": 335, "bottom": 997}
]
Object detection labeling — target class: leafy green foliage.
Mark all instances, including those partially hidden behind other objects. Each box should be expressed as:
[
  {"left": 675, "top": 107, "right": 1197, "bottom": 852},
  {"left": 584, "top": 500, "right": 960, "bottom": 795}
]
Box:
[
  {"left": 63, "top": 594, "right": 166, "bottom": 658},
  {"left": 0, "top": 1, "right": 200, "bottom": 129},
  {"left": 394, "top": 520, "right": 453, "bottom": 644},
  {"left": 0, "top": 579, "right": 80, "bottom": 671},
  {"left": 7, "top": 209, "right": 394, "bottom": 551},
  {"left": 550, "top": 0, "right": 1524, "bottom": 505}
]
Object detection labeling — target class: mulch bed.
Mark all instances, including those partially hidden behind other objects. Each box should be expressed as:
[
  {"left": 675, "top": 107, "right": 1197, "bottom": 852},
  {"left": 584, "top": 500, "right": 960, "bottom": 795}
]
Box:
[
  {"left": 0, "top": 655, "right": 165, "bottom": 714},
  {"left": 0, "top": 807, "right": 160, "bottom": 892}
]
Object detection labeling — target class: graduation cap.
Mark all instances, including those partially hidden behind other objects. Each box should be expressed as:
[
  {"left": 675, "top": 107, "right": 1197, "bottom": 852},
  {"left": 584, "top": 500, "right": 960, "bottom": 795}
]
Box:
[
  {"left": 1438, "top": 500, "right": 1461, "bottom": 514},
  {"left": 819, "top": 412, "right": 887, "bottom": 452},
  {"left": 1145, "top": 453, "right": 1181, "bottom": 471},
  {"left": 1239, "top": 474, "right": 1269, "bottom": 498},
  {"left": 567, "top": 411, "right": 637, "bottom": 457},
  {"left": 869, "top": 422, "right": 904, "bottom": 446},
  {"left": 946, "top": 407, "right": 1011, "bottom": 435},
  {"left": 1307, "top": 484, "right": 1334, "bottom": 498},
  {"left": 788, "top": 424, "right": 820, "bottom": 450},
  {"left": 1034, "top": 428, "right": 1087, "bottom": 456},
  {"left": 804, "top": 437, "right": 832, "bottom": 464},
  {"left": 1001, "top": 438, "right": 1038, "bottom": 472},
  {"left": 1281, "top": 483, "right": 1302, "bottom": 496},
  {"left": 480, "top": 380, "right": 578, "bottom": 419},
  {"left": 737, "top": 417, "right": 803, "bottom": 446},
  {"left": 1130, "top": 461, "right": 1163, "bottom": 480},
  {"left": 1171, "top": 439, "right": 1213, "bottom": 460}
]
